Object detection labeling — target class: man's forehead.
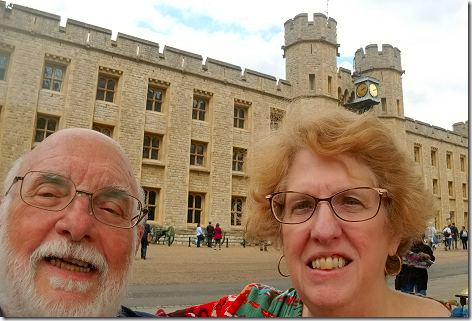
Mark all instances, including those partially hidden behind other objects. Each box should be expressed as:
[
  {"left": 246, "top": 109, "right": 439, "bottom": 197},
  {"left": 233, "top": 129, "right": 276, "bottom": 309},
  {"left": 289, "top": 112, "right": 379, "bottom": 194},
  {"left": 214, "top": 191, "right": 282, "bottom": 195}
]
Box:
[{"left": 21, "top": 129, "right": 136, "bottom": 190}]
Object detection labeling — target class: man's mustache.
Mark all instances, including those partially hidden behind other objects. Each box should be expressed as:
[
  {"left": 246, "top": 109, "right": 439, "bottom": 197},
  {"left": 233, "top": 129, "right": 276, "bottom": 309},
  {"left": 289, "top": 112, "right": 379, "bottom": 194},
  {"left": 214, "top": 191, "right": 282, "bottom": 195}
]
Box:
[{"left": 29, "top": 239, "right": 109, "bottom": 278}]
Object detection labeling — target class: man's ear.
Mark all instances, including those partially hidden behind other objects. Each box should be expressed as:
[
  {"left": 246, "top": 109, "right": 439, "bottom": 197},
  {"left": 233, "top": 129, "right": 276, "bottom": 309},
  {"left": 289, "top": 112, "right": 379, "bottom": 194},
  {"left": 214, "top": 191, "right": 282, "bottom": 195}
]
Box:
[{"left": 135, "top": 225, "right": 144, "bottom": 254}]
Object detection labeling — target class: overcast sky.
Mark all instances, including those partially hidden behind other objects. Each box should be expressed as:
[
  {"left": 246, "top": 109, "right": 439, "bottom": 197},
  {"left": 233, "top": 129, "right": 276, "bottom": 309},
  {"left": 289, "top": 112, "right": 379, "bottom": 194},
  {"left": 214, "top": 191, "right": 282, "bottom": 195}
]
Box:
[{"left": 10, "top": 0, "right": 468, "bottom": 131}]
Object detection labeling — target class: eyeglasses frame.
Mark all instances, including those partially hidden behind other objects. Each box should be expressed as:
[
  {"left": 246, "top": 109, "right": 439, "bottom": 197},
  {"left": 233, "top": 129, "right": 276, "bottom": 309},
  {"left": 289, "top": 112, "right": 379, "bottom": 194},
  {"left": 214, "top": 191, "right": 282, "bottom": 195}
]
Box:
[
  {"left": 265, "top": 187, "right": 388, "bottom": 224},
  {"left": 5, "top": 171, "right": 149, "bottom": 229}
]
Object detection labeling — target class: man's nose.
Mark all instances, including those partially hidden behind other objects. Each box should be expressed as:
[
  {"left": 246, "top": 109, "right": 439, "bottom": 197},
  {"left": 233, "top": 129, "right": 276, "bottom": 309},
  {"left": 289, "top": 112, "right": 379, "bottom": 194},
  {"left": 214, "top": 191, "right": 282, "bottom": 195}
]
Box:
[{"left": 55, "top": 192, "right": 98, "bottom": 242}]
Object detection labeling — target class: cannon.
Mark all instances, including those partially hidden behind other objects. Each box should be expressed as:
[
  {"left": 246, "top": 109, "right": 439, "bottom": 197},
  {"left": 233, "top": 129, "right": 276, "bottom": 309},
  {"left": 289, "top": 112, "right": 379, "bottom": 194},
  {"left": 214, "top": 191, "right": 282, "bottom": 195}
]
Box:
[{"left": 149, "top": 225, "right": 175, "bottom": 246}]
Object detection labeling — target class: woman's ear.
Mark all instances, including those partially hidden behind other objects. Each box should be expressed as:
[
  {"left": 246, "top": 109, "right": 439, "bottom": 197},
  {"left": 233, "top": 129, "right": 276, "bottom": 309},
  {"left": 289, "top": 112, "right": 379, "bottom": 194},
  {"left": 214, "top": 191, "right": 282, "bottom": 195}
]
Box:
[{"left": 388, "top": 235, "right": 402, "bottom": 256}]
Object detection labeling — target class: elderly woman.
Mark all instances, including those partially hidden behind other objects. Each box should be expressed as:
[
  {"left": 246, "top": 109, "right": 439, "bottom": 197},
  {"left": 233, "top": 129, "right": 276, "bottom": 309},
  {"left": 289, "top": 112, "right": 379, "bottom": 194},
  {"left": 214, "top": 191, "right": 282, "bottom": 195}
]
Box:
[{"left": 167, "top": 107, "right": 455, "bottom": 317}]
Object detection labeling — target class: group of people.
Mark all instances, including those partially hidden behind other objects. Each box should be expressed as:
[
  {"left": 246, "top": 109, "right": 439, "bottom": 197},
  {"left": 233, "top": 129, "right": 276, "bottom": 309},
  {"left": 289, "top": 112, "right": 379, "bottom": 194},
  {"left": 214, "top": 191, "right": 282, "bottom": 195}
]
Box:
[
  {"left": 196, "top": 222, "right": 223, "bottom": 249},
  {"left": 0, "top": 106, "right": 466, "bottom": 317},
  {"left": 443, "top": 223, "right": 468, "bottom": 251}
]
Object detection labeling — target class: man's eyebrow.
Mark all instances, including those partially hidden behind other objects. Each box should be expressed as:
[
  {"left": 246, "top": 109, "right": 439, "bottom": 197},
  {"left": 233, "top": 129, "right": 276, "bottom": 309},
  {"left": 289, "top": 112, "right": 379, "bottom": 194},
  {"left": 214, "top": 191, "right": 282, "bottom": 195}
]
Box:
[
  {"left": 37, "top": 172, "right": 68, "bottom": 184},
  {"left": 105, "top": 183, "right": 132, "bottom": 194}
]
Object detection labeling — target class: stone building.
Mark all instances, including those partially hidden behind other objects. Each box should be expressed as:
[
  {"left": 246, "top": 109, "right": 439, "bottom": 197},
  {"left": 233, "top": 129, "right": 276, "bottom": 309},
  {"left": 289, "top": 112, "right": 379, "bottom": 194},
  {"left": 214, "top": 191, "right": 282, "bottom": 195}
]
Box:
[{"left": 0, "top": 4, "right": 467, "bottom": 243}]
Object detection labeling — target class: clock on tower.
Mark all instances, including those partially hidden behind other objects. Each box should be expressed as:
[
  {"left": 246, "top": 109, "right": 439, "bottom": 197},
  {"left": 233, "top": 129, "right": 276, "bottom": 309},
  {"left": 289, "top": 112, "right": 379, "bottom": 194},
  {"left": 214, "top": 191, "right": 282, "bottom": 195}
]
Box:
[{"left": 345, "top": 76, "right": 380, "bottom": 113}]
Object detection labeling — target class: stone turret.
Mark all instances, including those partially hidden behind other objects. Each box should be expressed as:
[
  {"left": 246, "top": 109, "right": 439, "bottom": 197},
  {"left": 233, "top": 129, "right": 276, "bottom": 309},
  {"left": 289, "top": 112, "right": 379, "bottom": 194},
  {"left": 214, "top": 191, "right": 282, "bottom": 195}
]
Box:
[
  {"left": 283, "top": 13, "right": 339, "bottom": 101},
  {"left": 354, "top": 44, "right": 405, "bottom": 119}
]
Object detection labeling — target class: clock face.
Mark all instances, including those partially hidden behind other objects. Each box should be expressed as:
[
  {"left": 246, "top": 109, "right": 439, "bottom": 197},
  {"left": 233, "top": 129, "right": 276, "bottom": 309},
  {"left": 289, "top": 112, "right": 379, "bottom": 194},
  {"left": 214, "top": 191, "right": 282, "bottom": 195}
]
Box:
[
  {"left": 356, "top": 83, "right": 367, "bottom": 97},
  {"left": 369, "top": 83, "right": 378, "bottom": 97}
]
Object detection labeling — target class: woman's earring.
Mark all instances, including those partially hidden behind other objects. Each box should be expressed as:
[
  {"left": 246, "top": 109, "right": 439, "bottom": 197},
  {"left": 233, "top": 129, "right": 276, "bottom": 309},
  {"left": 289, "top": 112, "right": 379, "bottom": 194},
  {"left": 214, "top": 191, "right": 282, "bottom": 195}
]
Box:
[
  {"left": 384, "top": 253, "right": 402, "bottom": 276},
  {"left": 278, "top": 255, "right": 289, "bottom": 277}
]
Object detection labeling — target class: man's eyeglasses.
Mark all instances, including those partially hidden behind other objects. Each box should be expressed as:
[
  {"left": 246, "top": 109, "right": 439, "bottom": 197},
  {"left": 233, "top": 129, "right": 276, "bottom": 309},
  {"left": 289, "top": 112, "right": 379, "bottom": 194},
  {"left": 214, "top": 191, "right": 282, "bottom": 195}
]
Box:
[
  {"left": 266, "top": 187, "right": 388, "bottom": 224},
  {"left": 6, "top": 171, "right": 148, "bottom": 229}
]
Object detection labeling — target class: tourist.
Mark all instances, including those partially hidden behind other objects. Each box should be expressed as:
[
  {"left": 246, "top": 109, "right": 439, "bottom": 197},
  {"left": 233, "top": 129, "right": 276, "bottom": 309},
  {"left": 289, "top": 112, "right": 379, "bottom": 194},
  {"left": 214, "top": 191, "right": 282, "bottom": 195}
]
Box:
[
  {"left": 206, "top": 222, "right": 214, "bottom": 248},
  {"left": 460, "top": 226, "right": 468, "bottom": 250},
  {"left": 397, "top": 235, "right": 435, "bottom": 296},
  {"left": 213, "top": 223, "right": 222, "bottom": 250},
  {"left": 196, "top": 223, "right": 204, "bottom": 248},
  {"left": 141, "top": 222, "right": 151, "bottom": 259},
  {"left": 450, "top": 223, "right": 459, "bottom": 249},
  {"left": 443, "top": 225, "right": 452, "bottom": 251}
]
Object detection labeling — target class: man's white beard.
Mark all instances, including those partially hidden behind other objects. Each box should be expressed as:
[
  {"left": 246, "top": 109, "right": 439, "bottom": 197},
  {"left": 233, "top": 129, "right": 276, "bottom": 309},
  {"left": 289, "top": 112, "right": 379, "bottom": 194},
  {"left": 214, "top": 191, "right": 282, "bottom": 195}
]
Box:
[{"left": 0, "top": 198, "right": 137, "bottom": 317}]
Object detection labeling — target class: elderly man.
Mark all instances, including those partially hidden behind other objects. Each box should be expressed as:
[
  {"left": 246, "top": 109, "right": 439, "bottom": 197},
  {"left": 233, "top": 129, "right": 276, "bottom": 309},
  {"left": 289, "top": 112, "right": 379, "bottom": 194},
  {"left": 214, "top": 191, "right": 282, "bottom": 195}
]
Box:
[{"left": 0, "top": 128, "right": 155, "bottom": 317}]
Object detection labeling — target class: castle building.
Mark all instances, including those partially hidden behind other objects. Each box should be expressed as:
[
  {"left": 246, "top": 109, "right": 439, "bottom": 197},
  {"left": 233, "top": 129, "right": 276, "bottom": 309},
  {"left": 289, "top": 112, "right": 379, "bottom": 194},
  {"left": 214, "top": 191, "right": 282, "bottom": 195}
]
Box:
[{"left": 0, "top": 4, "right": 468, "bottom": 242}]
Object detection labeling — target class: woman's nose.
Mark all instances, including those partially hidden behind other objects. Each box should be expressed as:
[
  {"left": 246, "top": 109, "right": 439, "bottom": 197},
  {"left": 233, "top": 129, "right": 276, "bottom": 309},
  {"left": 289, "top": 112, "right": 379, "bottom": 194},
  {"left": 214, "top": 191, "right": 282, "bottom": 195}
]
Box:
[{"left": 309, "top": 201, "right": 343, "bottom": 243}]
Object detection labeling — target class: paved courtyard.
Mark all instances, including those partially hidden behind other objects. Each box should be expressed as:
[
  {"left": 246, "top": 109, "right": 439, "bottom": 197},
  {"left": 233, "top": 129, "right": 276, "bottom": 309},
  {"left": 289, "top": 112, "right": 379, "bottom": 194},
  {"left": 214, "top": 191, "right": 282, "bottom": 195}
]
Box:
[{"left": 132, "top": 242, "right": 468, "bottom": 286}]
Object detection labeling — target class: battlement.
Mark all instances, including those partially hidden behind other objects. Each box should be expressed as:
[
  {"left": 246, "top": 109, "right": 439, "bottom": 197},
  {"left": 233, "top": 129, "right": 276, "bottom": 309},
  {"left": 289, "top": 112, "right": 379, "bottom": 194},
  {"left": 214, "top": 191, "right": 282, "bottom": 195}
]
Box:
[
  {"left": 0, "top": 2, "right": 290, "bottom": 96},
  {"left": 284, "top": 13, "right": 338, "bottom": 49},
  {"left": 405, "top": 117, "right": 468, "bottom": 147},
  {"left": 452, "top": 120, "right": 469, "bottom": 137},
  {"left": 354, "top": 44, "right": 403, "bottom": 74}
]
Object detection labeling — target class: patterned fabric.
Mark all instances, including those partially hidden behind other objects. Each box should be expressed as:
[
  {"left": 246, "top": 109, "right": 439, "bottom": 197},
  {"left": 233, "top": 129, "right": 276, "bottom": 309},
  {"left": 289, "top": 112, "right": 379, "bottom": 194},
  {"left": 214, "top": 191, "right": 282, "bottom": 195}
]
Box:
[
  {"left": 165, "top": 283, "right": 468, "bottom": 317},
  {"left": 167, "top": 283, "right": 301, "bottom": 317}
]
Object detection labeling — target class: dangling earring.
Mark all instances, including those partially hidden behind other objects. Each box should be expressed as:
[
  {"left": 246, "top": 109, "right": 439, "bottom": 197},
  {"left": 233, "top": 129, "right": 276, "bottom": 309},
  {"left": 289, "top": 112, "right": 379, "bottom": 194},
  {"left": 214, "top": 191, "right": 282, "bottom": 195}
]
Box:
[
  {"left": 384, "top": 253, "right": 402, "bottom": 276},
  {"left": 277, "top": 255, "right": 289, "bottom": 277}
]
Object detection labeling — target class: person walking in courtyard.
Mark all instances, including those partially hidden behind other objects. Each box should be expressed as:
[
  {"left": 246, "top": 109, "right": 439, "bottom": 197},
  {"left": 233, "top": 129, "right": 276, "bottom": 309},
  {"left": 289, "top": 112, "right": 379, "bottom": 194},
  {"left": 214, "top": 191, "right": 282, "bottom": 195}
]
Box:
[
  {"left": 206, "top": 222, "right": 214, "bottom": 248},
  {"left": 450, "top": 223, "right": 459, "bottom": 249},
  {"left": 213, "top": 223, "right": 222, "bottom": 250},
  {"left": 141, "top": 222, "right": 151, "bottom": 259},
  {"left": 442, "top": 225, "right": 452, "bottom": 251},
  {"left": 196, "top": 223, "right": 204, "bottom": 248},
  {"left": 460, "top": 225, "right": 468, "bottom": 250}
]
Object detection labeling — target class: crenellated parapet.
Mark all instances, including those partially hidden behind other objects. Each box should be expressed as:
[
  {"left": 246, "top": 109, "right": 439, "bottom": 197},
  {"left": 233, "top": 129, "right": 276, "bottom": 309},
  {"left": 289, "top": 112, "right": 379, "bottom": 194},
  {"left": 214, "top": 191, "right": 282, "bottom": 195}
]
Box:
[
  {"left": 0, "top": 2, "right": 290, "bottom": 96},
  {"left": 283, "top": 13, "right": 338, "bottom": 50},
  {"left": 354, "top": 44, "right": 403, "bottom": 74},
  {"left": 405, "top": 118, "right": 468, "bottom": 147}
]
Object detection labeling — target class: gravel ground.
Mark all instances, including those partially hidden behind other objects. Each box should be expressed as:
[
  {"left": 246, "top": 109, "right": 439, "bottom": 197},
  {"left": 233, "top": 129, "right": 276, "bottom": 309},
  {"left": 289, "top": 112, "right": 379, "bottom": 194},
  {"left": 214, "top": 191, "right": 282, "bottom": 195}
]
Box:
[{"left": 131, "top": 243, "right": 468, "bottom": 286}]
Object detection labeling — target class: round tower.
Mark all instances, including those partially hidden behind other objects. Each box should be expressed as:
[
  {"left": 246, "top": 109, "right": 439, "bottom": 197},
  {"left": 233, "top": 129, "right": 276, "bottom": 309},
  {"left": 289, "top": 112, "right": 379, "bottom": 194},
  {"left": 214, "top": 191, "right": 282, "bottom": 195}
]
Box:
[
  {"left": 283, "top": 13, "right": 339, "bottom": 105},
  {"left": 354, "top": 44, "right": 405, "bottom": 118}
]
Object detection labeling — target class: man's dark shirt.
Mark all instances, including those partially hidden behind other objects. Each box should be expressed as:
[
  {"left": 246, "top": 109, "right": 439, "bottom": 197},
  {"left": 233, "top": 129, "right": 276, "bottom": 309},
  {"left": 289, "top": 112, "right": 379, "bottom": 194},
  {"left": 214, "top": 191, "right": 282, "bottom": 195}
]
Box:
[{"left": 206, "top": 224, "right": 214, "bottom": 236}]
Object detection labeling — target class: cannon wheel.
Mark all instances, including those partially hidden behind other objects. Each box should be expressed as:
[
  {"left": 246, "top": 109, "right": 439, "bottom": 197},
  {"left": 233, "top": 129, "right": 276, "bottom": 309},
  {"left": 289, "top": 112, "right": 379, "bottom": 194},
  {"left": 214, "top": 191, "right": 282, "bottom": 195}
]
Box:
[
  {"left": 166, "top": 226, "right": 175, "bottom": 245},
  {"left": 149, "top": 226, "right": 158, "bottom": 244}
]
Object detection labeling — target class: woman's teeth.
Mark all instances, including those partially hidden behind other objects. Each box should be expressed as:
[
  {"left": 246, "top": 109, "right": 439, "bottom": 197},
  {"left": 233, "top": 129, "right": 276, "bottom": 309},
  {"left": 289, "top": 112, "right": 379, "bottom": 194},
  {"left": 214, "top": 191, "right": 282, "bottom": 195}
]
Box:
[
  {"left": 311, "top": 256, "right": 348, "bottom": 270},
  {"left": 48, "top": 257, "right": 92, "bottom": 273}
]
